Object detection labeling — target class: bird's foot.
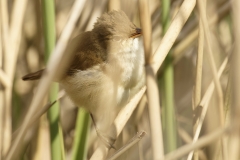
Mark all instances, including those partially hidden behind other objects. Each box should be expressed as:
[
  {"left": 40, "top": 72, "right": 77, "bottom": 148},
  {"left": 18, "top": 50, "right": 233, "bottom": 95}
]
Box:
[{"left": 90, "top": 113, "right": 116, "bottom": 149}]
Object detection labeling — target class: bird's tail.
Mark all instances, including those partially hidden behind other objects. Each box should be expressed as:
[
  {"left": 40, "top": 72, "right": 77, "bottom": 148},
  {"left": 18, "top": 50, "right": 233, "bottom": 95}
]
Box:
[{"left": 22, "top": 69, "right": 44, "bottom": 81}]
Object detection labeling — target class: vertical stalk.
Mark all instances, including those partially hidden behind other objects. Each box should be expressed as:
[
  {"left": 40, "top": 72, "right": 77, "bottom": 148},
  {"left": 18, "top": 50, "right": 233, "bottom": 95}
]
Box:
[
  {"left": 42, "top": 0, "right": 63, "bottom": 160},
  {"left": 161, "top": 0, "right": 177, "bottom": 153},
  {"left": 191, "top": 1, "right": 205, "bottom": 159},
  {"left": 72, "top": 109, "right": 90, "bottom": 160},
  {"left": 139, "top": 0, "right": 164, "bottom": 159},
  {"left": 229, "top": 0, "right": 240, "bottom": 159}
]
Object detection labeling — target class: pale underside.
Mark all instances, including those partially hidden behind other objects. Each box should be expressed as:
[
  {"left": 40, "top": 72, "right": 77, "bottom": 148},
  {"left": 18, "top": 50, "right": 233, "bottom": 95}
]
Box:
[{"left": 60, "top": 37, "right": 145, "bottom": 130}]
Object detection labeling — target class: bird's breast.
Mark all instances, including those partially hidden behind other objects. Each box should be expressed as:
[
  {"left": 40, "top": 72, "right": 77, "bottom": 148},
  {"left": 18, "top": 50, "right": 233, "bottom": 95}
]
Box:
[
  {"left": 108, "top": 38, "right": 144, "bottom": 88},
  {"left": 104, "top": 38, "right": 145, "bottom": 106}
]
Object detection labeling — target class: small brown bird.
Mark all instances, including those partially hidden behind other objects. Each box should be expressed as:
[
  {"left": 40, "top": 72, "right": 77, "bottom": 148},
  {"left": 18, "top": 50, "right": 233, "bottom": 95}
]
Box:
[{"left": 23, "top": 10, "right": 145, "bottom": 139}]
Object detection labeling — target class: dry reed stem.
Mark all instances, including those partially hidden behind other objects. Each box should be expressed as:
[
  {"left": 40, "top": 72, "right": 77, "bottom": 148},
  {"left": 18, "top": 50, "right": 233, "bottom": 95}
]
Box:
[
  {"left": 107, "top": 131, "right": 146, "bottom": 160},
  {"left": 145, "top": 66, "right": 164, "bottom": 159},
  {"left": 139, "top": 0, "right": 164, "bottom": 159},
  {"left": 10, "top": 0, "right": 28, "bottom": 133},
  {"left": 228, "top": 0, "right": 240, "bottom": 159},
  {"left": 1, "top": 0, "right": 11, "bottom": 155},
  {"left": 9, "top": 0, "right": 28, "bottom": 81},
  {"left": 5, "top": 3, "right": 28, "bottom": 144},
  {"left": 1, "top": 0, "right": 28, "bottom": 156},
  {"left": 197, "top": 0, "right": 227, "bottom": 159},
  {"left": 0, "top": 9, "right": 2, "bottom": 160},
  {"left": 172, "top": 1, "right": 231, "bottom": 64},
  {"left": 5, "top": 0, "right": 86, "bottom": 159},
  {"left": 139, "top": 0, "right": 152, "bottom": 63},
  {"left": 190, "top": 0, "right": 206, "bottom": 160},
  {"left": 191, "top": 2, "right": 205, "bottom": 160},
  {"left": 163, "top": 126, "right": 229, "bottom": 160},
  {"left": 188, "top": 57, "right": 229, "bottom": 160},
  {"left": 193, "top": 0, "right": 204, "bottom": 129},
  {"left": 152, "top": 0, "right": 196, "bottom": 74}
]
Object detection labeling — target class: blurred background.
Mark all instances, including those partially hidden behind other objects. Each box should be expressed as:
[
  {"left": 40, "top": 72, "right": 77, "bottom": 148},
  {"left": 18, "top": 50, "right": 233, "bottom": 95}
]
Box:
[{"left": 0, "top": 0, "right": 234, "bottom": 160}]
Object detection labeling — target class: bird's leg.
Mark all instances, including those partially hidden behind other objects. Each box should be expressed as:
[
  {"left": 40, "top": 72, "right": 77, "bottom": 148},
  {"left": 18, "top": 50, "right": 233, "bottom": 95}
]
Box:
[{"left": 90, "top": 113, "right": 116, "bottom": 149}]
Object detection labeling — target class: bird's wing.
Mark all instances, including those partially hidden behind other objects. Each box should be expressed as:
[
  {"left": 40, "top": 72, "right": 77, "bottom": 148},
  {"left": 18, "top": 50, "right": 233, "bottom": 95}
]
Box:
[{"left": 22, "top": 31, "right": 107, "bottom": 81}]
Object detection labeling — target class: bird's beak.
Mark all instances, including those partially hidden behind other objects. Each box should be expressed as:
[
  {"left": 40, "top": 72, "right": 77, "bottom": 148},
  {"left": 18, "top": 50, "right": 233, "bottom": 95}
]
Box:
[{"left": 130, "top": 28, "right": 142, "bottom": 38}]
